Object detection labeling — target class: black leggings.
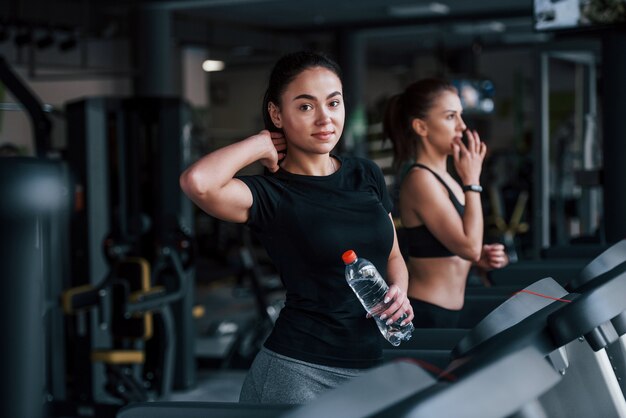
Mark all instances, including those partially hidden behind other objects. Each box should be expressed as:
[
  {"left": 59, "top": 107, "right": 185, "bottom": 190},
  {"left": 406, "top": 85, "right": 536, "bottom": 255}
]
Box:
[{"left": 410, "top": 298, "right": 461, "bottom": 329}]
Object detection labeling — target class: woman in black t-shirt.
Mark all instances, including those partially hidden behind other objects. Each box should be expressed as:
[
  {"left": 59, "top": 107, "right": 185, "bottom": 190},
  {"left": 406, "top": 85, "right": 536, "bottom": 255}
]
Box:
[{"left": 180, "top": 51, "right": 413, "bottom": 404}]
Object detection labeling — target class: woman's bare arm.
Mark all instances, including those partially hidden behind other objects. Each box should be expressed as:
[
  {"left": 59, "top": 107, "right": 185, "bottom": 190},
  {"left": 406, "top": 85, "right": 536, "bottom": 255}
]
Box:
[{"left": 179, "top": 130, "right": 286, "bottom": 223}]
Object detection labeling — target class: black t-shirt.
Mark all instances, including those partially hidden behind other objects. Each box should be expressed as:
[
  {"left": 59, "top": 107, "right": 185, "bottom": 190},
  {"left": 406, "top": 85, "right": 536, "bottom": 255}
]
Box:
[{"left": 237, "top": 155, "right": 394, "bottom": 368}]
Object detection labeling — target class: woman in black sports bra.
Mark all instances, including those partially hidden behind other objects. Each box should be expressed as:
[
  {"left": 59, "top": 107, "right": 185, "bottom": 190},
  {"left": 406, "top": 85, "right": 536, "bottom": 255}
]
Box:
[{"left": 383, "top": 78, "right": 509, "bottom": 328}]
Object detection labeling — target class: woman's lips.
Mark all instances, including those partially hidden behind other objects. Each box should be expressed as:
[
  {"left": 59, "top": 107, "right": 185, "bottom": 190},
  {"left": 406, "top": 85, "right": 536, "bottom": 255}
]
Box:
[{"left": 312, "top": 131, "right": 334, "bottom": 140}]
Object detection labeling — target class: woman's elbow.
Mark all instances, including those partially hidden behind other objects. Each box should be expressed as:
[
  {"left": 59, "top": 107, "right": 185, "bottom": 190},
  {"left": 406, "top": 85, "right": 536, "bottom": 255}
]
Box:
[
  {"left": 469, "top": 250, "right": 481, "bottom": 263},
  {"left": 179, "top": 168, "right": 206, "bottom": 198},
  {"left": 458, "top": 244, "right": 481, "bottom": 262}
]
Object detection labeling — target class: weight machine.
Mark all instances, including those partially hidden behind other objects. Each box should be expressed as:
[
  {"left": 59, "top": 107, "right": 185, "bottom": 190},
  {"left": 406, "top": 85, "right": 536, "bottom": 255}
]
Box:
[{"left": 51, "top": 97, "right": 196, "bottom": 417}]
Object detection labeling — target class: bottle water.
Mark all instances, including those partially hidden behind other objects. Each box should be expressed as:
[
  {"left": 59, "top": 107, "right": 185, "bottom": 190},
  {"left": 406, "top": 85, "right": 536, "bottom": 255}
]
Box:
[{"left": 342, "top": 250, "right": 413, "bottom": 346}]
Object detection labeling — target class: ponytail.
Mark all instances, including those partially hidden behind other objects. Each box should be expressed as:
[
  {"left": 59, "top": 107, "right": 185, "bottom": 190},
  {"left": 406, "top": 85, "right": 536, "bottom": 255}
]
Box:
[
  {"left": 383, "top": 93, "right": 417, "bottom": 170},
  {"left": 383, "top": 78, "right": 457, "bottom": 170}
]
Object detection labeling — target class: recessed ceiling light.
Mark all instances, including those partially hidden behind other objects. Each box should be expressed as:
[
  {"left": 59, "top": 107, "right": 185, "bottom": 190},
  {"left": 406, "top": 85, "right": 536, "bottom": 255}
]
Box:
[
  {"left": 202, "top": 59, "right": 225, "bottom": 72},
  {"left": 454, "top": 21, "right": 506, "bottom": 35},
  {"left": 388, "top": 3, "right": 450, "bottom": 17}
]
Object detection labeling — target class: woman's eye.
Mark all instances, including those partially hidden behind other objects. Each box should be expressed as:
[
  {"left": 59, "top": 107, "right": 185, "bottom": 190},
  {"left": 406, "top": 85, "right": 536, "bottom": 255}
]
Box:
[
  {"left": 329, "top": 100, "right": 341, "bottom": 107},
  {"left": 300, "top": 104, "right": 313, "bottom": 111}
]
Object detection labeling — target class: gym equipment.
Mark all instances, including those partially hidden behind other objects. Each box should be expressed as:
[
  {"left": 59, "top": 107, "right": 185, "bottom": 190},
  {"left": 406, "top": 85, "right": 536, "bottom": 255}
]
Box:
[
  {"left": 378, "top": 239, "right": 626, "bottom": 415},
  {"left": 0, "top": 57, "right": 70, "bottom": 418},
  {"left": 115, "top": 292, "right": 569, "bottom": 418},
  {"left": 118, "top": 401, "right": 292, "bottom": 418},
  {"left": 195, "top": 225, "right": 281, "bottom": 370},
  {"left": 332, "top": 259, "right": 626, "bottom": 417},
  {"left": 453, "top": 242, "right": 617, "bottom": 329},
  {"left": 401, "top": 242, "right": 626, "bottom": 417},
  {"left": 382, "top": 278, "right": 567, "bottom": 371},
  {"left": 0, "top": 55, "right": 52, "bottom": 157},
  {"left": 382, "top": 328, "right": 468, "bottom": 370},
  {"left": 458, "top": 286, "right": 518, "bottom": 328},
  {"left": 457, "top": 240, "right": 621, "bottom": 327},
  {"left": 1, "top": 158, "right": 67, "bottom": 418},
  {"left": 46, "top": 97, "right": 197, "bottom": 417},
  {"left": 571, "top": 239, "right": 626, "bottom": 287},
  {"left": 419, "top": 240, "right": 626, "bottom": 369},
  {"left": 112, "top": 240, "right": 626, "bottom": 417},
  {"left": 116, "top": 361, "right": 435, "bottom": 418},
  {"left": 372, "top": 294, "right": 576, "bottom": 417},
  {"left": 541, "top": 261, "right": 626, "bottom": 417},
  {"left": 566, "top": 238, "right": 626, "bottom": 399},
  {"left": 489, "top": 258, "right": 590, "bottom": 287},
  {"left": 488, "top": 186, "right": 529, "bottom": 263},
  {"left": 532, "top": 49, "right": 605, "bottom": 255},
  {"left": 452, "top": 277, "right": 568, "bottom": 358},
  {"left": 62, "top": 249, "right": 188, "bottom": 402}
]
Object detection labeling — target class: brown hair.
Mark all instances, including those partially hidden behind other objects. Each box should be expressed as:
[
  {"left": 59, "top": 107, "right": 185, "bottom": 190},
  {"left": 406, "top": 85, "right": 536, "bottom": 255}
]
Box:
[{"left": 383, "top": 78, "right": 457, "bottom": 169}]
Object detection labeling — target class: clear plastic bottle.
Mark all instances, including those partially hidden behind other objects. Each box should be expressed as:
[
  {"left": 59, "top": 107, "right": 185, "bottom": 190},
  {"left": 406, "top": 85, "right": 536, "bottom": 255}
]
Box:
[{"left": 342, "top": 250, "right": 414, "bottom": 346}]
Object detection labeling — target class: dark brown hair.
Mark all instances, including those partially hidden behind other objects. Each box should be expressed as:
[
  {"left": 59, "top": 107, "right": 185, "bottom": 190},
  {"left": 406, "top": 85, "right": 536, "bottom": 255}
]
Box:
[{"left": 382, "top": 78, "right": 457, "bottom": 168}]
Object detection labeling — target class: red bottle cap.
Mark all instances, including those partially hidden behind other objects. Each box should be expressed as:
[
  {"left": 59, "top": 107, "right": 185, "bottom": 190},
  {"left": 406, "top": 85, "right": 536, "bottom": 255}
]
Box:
[{"left": 342, "top": 250, "right": 357, "bottom": 264}]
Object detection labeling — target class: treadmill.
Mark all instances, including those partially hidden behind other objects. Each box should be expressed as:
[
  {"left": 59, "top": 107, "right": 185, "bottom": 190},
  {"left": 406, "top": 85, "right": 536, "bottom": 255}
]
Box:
[
  {"left": 117, "top": 241, "right": 626, "bottom": 418},
  {"left": 286, "top": 257, "right": 626, "bottom": 418}
]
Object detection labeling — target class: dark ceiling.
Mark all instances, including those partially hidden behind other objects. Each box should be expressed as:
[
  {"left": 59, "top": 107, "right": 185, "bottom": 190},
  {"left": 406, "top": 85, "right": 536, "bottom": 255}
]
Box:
[{"left": 1, "top": 0, "right": 549, "bottom": 67}]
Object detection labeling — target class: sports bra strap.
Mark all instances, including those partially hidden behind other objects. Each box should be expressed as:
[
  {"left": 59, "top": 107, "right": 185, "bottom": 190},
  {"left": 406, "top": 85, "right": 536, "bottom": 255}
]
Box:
[{"left": 410, "top": 163, "right": 463, "bottom": 211}]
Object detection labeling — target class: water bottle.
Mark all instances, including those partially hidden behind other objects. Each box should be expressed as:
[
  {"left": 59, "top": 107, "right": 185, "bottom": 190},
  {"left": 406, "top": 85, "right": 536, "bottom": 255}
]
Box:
[{"left": 342, "top": 250, "right": 414, "bottom": 346}]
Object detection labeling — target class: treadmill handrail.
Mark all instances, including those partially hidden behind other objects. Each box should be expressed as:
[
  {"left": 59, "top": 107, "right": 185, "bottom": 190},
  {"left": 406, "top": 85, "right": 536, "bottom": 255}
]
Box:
[
  {"left": 571, "top": 239, "right": 626, "bottom": 291},
  {"left": 377, "top": 346, "right": 562, "bottom": 418},
  {"left": 548, "top": 261, "right": 626, "bottom": 347},
  {"left": 452, "top": 277, "right": 568, "bottom": 358}
]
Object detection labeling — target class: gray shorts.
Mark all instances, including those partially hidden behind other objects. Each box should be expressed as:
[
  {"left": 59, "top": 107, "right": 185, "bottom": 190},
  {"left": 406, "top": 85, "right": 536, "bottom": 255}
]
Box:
[{"left": 239, "top": 347, "right": 367, "bottom": 404}]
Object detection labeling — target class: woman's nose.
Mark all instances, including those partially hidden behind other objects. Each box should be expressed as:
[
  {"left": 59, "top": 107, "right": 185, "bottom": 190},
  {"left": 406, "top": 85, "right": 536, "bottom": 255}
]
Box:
[
  {"left": 316, "top": 107, "right": 331, "bottom": 124},
  {"left": 457, "top": 116, "right": 467, "bottom": 131}
]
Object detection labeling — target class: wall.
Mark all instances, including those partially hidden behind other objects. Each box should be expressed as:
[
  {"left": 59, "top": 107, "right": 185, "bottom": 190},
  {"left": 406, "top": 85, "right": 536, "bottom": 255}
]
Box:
[
  {"left": 206, "top": 63, "right": 273, "bottom": 143},
  {"left": 478, "top": 47, "right": 535, "bottom": 153},
  {"left": 0, "top": 40, "right": 574, "bottom": 162},
  {"left": 0, "top": 40, "right": 133, "bottom": 154}
]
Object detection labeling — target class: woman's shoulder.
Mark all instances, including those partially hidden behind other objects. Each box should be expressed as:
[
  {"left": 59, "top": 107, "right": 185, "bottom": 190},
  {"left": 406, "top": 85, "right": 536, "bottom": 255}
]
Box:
[
  {"left": 237, "top": 171, "right": 286, "bottom": 190},
  {"left": 401, "top": 165, "right": 448, "bottom": 195},
  {"left": 403, "top": 164, "right": 434, "bottom": 181}
]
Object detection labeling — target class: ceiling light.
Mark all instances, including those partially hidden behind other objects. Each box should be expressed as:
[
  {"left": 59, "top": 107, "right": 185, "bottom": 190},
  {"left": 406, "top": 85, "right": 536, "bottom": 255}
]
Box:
[
  {"left": 502, "top": 32, "right": 552, "bottom": 44},
  {"left": 388, "top": 3, "right": 450, "bottom": 17},
  {"left": 454, "top": 21, "right": 506, "bottom": 35},
  {"left": 202, "top": 60, "right": 225, "bottom": 72}
]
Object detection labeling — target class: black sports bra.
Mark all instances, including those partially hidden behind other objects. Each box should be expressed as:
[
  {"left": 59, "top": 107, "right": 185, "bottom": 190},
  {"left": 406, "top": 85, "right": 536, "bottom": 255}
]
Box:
[{"left": 404, "top": 163, "right": 465, "bottom": 258}]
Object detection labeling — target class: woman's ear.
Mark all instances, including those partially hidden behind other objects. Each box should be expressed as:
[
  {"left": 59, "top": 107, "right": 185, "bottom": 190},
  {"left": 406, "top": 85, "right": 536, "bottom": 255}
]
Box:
[
  {"left": 411, "top": 118, "right": 427, "bottom": 138},
  {"left": 268, "top": 102, "right": 282, "bottom": 128}
]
